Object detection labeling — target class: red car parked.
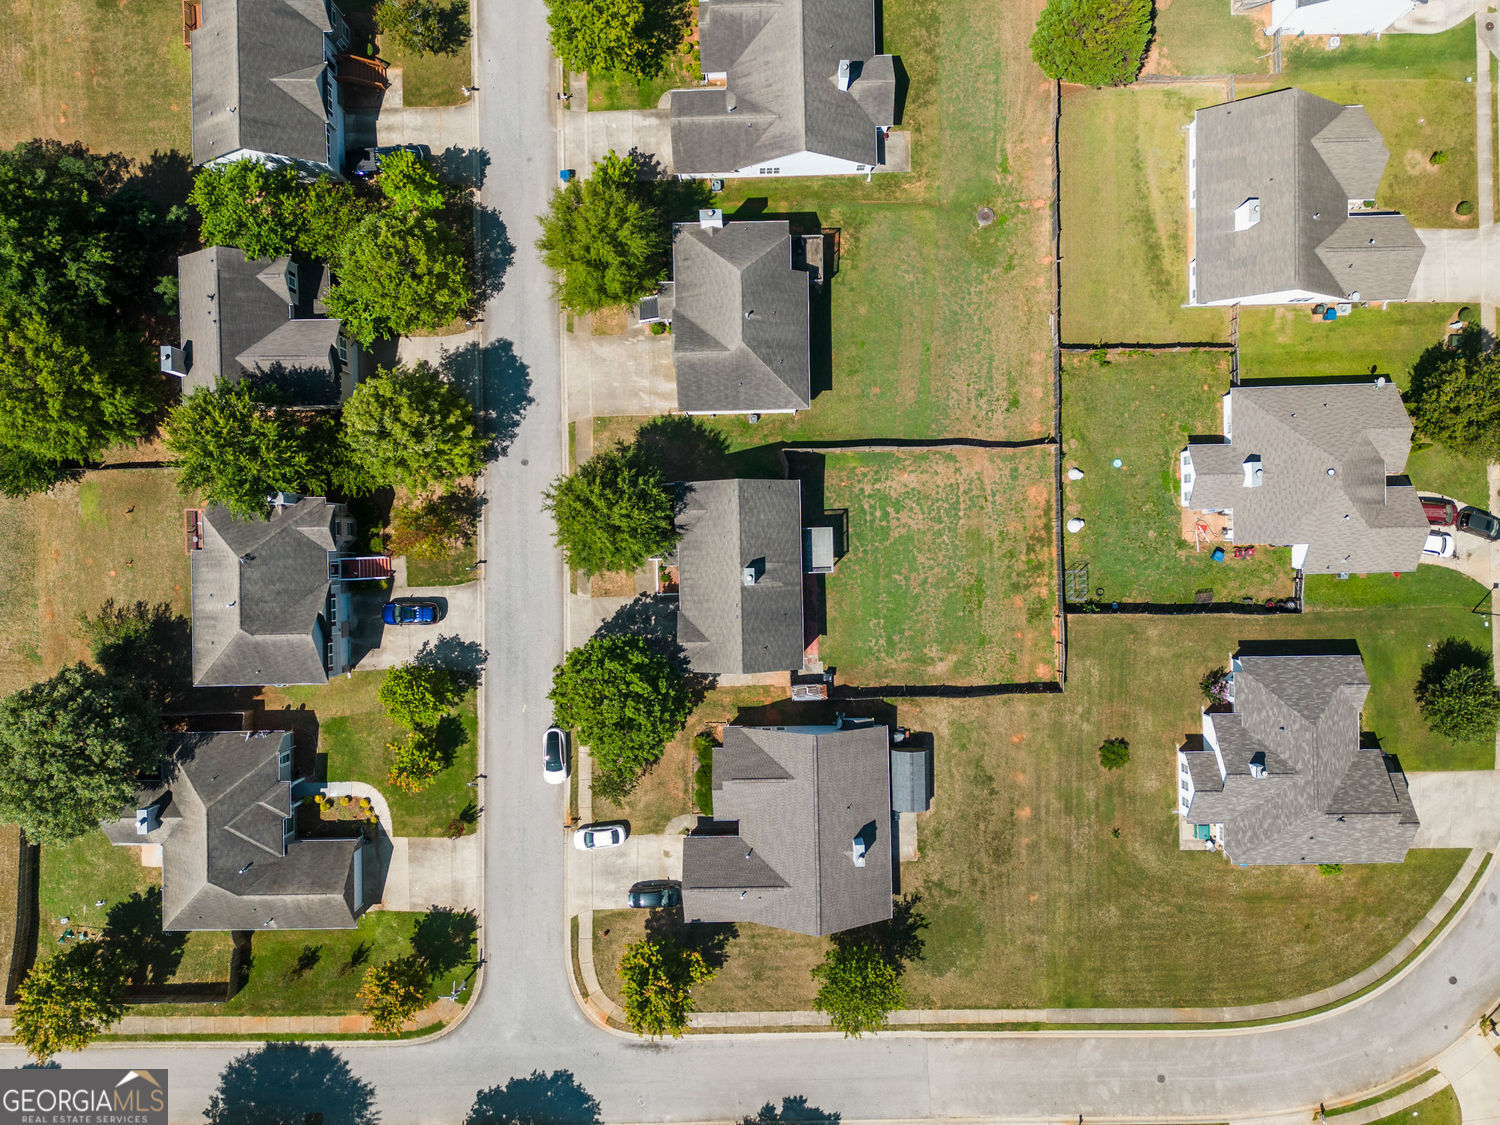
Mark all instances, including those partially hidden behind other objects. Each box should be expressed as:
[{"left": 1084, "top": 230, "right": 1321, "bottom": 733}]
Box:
[{"left": 1421, "top": 497, "right": 1458, "bottom": 526}]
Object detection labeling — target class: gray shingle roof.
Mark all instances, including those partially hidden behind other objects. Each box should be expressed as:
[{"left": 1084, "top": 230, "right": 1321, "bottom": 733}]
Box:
[
  {"left": 1182, "top": 653, "right": 1418, "bottom": 864},
  {"left": 103, "top": 731, "right": 362, "bottom": 931},
  {"left": 1193, "top": 89, "right": 1424, "bottom": 303},
  {"left": 682, "top": 723, "right": 894, "bottom": 935},
  {"left": 178, "top": 248, "right": 346, "bottom": 405},
  {"left": 192, "top": 499, "right": 340, "bottom": 686},
  {"left": 676, "top": 479, "right": 806, "bottom": 674},
  {"left": 1184, "top": 382, "right": 1428, "bottom": 573},
  {"left": 192, "top": 0, "right": 343, "bottom": 167},
  {"left": 672, "top": 221, "right": 811, "bottom": 412},
  {"left": 670, "top": 0, "right": 896, "bottom": 174}
]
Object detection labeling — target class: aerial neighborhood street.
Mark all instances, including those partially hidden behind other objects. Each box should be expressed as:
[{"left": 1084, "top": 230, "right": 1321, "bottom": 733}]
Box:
[{"left": 4, "top": 0, "right": 1500, "bottom": 1120}]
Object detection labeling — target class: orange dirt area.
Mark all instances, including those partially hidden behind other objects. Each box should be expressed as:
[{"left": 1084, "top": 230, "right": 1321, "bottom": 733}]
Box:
[{"left": 1182, "top": 507, "right": 1233, "bottom": 547}]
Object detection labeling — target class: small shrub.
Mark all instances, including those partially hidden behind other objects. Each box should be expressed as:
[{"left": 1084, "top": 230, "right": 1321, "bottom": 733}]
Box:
[
  {"left": 1317, "top": 863, "right": 1343, "bottom": 876},
  {"left": 445, "top": 817, "right": 468, "bottom": 839},
  {"left": 1199, "top": 666, "right": 1231, "bottom": 705},
  {"left": 1457, "top": 200, "right": 1475, "bottom": 216},
  {"left": 649, "top": 321, "right": 667, "bottom": 335},
  {"left": 1098, "top": 737, "right": 1130, "bottom": 770},
  {"left": 388, "top": 730, "right": 443, "bottom": 794},
  {"left": 1430, "top": 150, "right": 1449, "bottom": 165}
]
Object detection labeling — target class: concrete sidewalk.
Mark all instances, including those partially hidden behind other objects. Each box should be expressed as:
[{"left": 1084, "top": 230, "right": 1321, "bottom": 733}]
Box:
[{"left": 1437, "top": 1026, "right": 1500, "bottom": 1124}]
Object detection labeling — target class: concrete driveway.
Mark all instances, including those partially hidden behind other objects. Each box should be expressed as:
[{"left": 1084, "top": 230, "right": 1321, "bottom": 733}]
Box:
[
  {"left": 561, "top": 106, "right": 672, "bottom": 175},
  {"left": 350, "top": 579, "right": 483, "bottom": 671},
  {"left": 1407, "top": 771, "right": 1500, "bottom": 847},
  {"left": 566, "top": 831, "right": 683, "bottom": 914},
  {"left": 1407, "top": 227, "right": 1498, "bottom": 303},
  {"left": 564, "top": 328, "right": 676, "bottom": 420}
]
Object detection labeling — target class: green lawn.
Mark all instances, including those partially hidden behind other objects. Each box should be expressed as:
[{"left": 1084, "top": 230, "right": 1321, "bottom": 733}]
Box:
[
  {"left": 1280, "top": 22, "right": 1476, "bottom": 82},
  {"left": 1061, "top": 351, "right": 1294, "bottom": 604},
  {"left": 698, "top": 0, "right": 1055, "bottom": 443},
  {"left": 1303, "top": 566, "right": 1494, "bottom": 771},
  {"left": 1059, "top": 87, "right": 1232, "bottom": 345},
  {"left": 0, "top": 0, "right": 190, "bottom": 160},
  {"left": 592, "top": 612, "right": 1470, "bottom": 1012},
  {"left": 1237, "top": 305, "right": 1490, "bottom": 506},
  {"left": 1149, "top": 0, "right": 1269, "bottom": 77},
  {"left": 270, "top": 674, "right": 479, "bottom": 837},
  {"left": 406, "top": 542, "right": 479, "bottom": 586},
  {"left": 38, "top": 833, "right": 232, "bottom": 988},
  {"left": 1361, "top": 1087, "right": 1460, "bottom": 1125},
  {"left": 587, "top": 48, "right": 699, "bottom": 112},
  {"left": 818, "top": 448, "right": 1057, "bottom": 685}
]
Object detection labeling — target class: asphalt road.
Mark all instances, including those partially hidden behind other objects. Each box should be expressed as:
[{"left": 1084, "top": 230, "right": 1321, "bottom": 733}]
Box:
[{"left": 7, "top": 4, "right": 1499, "bottom": 1121}]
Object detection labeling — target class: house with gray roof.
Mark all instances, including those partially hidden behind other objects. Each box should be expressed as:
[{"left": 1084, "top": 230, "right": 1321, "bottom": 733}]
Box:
[
  {"left": 105, "top": 731, "right": 367, "bottom": 930},
  {"left": 1179, "top": 381, "right": 1428, "bottom": 574},
  {"left": 676, "top": 479, "right": 806, "bottom": 676},
  {"left": 1177, "top": 652, "right": 1418, "bottom": 865},
  {"left": 165, "top": 246, "right": 360, "bottom": 406},
  {"left": 1188, "top": 88, "right": 1424, "bottom": 306},
  {"left": 1256, "top": 0, "right": 1420, "bottom": 37},
  {"left": 670, "top": 0, "right": 897, "bottom": 178},
  {"left": 191, "top": 498, "right": 359, "bottom": 686},
  {"left": 683, "top": 722, "right": 894, "bottom": 935},
  {"left": 670, "top": 217, "right": 811, "bottom": 414},
  {"left": 191, "top": 0, "right": 353, "bottom": 175}
]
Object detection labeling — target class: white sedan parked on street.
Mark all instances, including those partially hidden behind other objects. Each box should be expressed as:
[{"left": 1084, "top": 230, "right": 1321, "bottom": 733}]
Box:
[{"left": 572, "top": 822, "right": 629, "bottom": 850}]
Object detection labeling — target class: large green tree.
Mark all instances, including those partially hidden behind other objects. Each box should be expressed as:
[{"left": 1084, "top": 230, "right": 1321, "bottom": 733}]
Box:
[
  {"left": 546, "top": 0, "right": 690, "bottom": 78},
  {"left": 617, "top": 937, "right": 713, "bottom": 1038},
  {"left": 1407, "top": 328, "right": 1500, "bottom": 461},
  {"left": 548, "top": 634, "right": 692, "bottom": 797},
  {"left": 0, "top": 139, "right": 167, "bottom": 318},
  {"left": 375, "top": 0, "right": 472, "bottom": 56},
  {"left": 326, "top": 210, "right": 473, "bottom": 343},
  {"left": 164, "top": 378, "right": 335, "bottom": 518},
  {"left": 1418, "top": 663, "right": 1500, "bottom": 743},
  {"left": 378, "top": 661, "right": 469, "bottom": 731},
  {"left": 542, "top": 441, "right": 677, "bottom": 574},
  {"left": 188, "top": 159, "right": 307, "bottom": 260},
  {"left": 536, "top": 151, "right": 668, "bottom": 313},
  {"left": 342, "top": 362, "right": 486, "bottom": 492},
  {"left": 1030, "top": 0, "right": 1153, "bottom": 87},
  {"left": 810, "top": 940, "right": 902, "bottom": 1037},
  {"left": 0, "top": 663, "right": 163, "bottom": 844},
  {"left": 13, "top": 942, "right": 130, "bottom": 1061},
  {"left": 0, "top": 308, "right": 156, "bottom": 489}
]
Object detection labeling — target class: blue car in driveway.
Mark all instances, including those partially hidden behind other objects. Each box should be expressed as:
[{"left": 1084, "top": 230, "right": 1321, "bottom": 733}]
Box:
[{"left": 382, "top": 600, "right": 438, "bottom": 626}]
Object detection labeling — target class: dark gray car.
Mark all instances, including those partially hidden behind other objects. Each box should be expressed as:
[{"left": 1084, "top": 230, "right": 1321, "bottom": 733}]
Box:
[
  {"left": 1458, "top": 507, "right": 1500, "bottom": 540},
  {"left": 627, "top": 880, "right": 681, "bottom": 909}
]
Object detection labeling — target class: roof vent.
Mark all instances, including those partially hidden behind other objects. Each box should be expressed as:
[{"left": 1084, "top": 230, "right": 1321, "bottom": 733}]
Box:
[
  {"left": 851, "top": 835, "right": 867, "bottom": 867},
  {"left": 726, "top": 91, "right": 737, "bottom": 112},
  {"left": 1242, "top": 455, "right": 1263, "bottom": 488},
  {"left": 742, "top": 559, "right": 763, "bottom": 586},
  {"left": 135, "top": 805, "right": 160, "bottom": 836},
  {"left": 1234, "top": 197, "right": 1261, "bottom": 231},
  {"left": 836, "top": 59, "right": 852, "bottom": 91},
  {"left": 1326, "top": 467, "right": 1336, "bottom": 477},
  {"left": 159, "top": 345, "right": 189, "bottom": 377},
  {"left": 699, "top": 208, "right": 724, "bottom": 230},
  {"left": 1375, "top": 376, "right": 1386, "bottom": 387},
  {"left": 1249, "top": 752, "right": 1267, "bottom": 780}
]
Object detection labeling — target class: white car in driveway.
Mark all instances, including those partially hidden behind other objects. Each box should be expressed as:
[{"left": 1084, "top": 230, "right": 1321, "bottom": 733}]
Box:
[
  {"left": 572, "top": 822, "right": 629, "bottom": 850},
  {"left": 543, "top": 726, "right": 569, "bottom": 784},
  {"left": 1424, "top": 531, "right": 1456, "bottom": 559}
]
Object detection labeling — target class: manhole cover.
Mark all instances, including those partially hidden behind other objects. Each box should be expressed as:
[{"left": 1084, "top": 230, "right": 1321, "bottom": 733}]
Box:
[
  {"left": 1157, "top": 1075, "right": 1166, "bottom": 1084},
  {"left": 977, "top": 206, "right": 995, "bottom": 227},
  {"left": 1488, "top": 20, "right": 1494, "bottom": 30}
]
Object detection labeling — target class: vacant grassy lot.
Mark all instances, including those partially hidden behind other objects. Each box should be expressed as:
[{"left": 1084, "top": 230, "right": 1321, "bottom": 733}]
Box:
[
  {"left": 1061, "top": 351, "right": 1294, "bottom": 605},
  {"left": 1238, "top": 305, "right": 1489, "bottom": 505},
  {"left": 38, "top": 832, "right": 232, "bottom": 987},
  {"left": 269, "top": 674, "right": 478, "bottom": 837},
  {"left": 592, "top": 614, "right": 1468, "bottom": 1013},
  {"left": 0, "top": 468, "right": 191, "bottom": 695},
  {"left": 1059, "top": 87, "right": 1232, "bottom": 345},
  {"left": 702, "top": 0, "right": 1054, "bottom": 443},
  {"left": 0, "top": 0, "right": 191, "bottom": 160},
  {"left": 816, "top": 448, "right": 1056, "bottom": 685},
  {"left": 1147, "top": 0, "right": 1268, "bottom": 77}
]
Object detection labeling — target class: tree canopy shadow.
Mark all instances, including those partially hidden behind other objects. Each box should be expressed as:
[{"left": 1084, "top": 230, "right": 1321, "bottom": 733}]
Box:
[
  {"left": 204, "top": 1043, "right": 378, "bottom": 1125},
  {"left": 464, "top": 1069, "right": 602, "bottom": 1125},
  {"left": 635, "top": 415, "right": 732, "bottom": 481},
  {"left": 80, "top": 598, "right": 192, "bottom": 707},
  {"left": 415, "top": 635, "right": 489, "bottom": 683},
  {"left": 831, "top": 892, "right": 927, "bottom": 977},
  {"left": 474, "top": 207, "right": 515, "bottom": 303},
  {"left": 592, "top": 595, "right": 704, "bottom": 697},
  {"left": 439, "top": 338, "right": 533, "bottom": 456},
  {"left": 104, "top": 886, "right": 187, "bottom": 986},
  {"left": 411, "top": 905, "right": 478, "bottom": 976},
  {"left": 742, "top": 1096, "right": 843, "bottom": 1125},
  {"left": 437, "top": 144, "right": 491, "bottom": 191},
  {"left": 644, "top": 906, "right": 737, "bottom": 970},
  {"left": 1417, "top": 636, "right": 1492, "bottom": 700}
]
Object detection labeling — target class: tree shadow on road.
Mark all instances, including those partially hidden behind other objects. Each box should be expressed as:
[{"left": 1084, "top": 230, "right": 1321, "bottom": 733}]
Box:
[
  {"left": 742, "top": 1096, "right": 842, "bottom": 1125},
  {"left": 464, "top": 1069, "right": 602, "bottom": 1125},
  {"left": 204, "top": 1043, "right": 378, "bottom": 1125},
  {"left": 440, "top": 338, "right": 534, "bottom": 456}
]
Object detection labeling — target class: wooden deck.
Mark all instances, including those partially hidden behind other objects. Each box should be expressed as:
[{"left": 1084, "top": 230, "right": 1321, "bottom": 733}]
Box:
[
  {"left": 184, "top": 508, "right": 203, "bottom": 554},
  {"left": 182, "top": 0, "right": 201, "bottom": 47}
]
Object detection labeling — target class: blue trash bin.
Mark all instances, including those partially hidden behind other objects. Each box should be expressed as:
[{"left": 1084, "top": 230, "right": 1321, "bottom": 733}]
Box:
[
  {"left": 1211, "top": 547, "right": 1226, "bottom": 562},
  {"left": 559, "top": 168, "right": 574, "bottom": 182}
]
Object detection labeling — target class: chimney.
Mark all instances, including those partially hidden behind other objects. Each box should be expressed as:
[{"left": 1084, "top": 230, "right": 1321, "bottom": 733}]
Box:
[
  {"left": 135, "top": 804, "right": 160, "bottom": 836},
  {"left": 851, "top": 834, "right": 867, "bottom": 867},
  {"left": 699, "top": 208, "right": 724, "bottom": 231},
  {"left": 836, "top": 59, "right": 852, "bottom": 91},
  {"left": 742, "top": 565, "right": 757, "bottom": 587},
  {"left": 159, "top": 344, "right": 189, "bottom": 377},
  {"left": 1249, "top": 751, "right": 1267, "bottom": 779},
  {"left": 1241, "top": 455, "right": 1263, "bottom": 488}
]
